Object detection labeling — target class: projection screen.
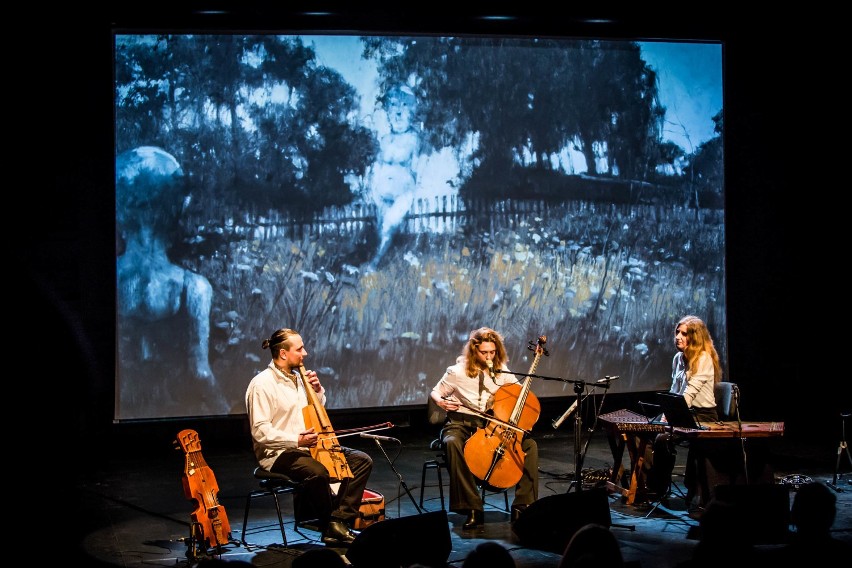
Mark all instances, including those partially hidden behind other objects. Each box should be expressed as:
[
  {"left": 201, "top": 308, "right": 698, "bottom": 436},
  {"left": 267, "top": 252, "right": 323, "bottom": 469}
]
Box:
[{"left": 114, "top": 33, "right": 724, "bottom": 421}]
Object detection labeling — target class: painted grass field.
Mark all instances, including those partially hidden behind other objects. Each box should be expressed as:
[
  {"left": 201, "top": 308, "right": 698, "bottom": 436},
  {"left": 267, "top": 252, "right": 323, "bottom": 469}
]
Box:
[{"left": 187, "top": 199, "right": 725, "bottom": 413}]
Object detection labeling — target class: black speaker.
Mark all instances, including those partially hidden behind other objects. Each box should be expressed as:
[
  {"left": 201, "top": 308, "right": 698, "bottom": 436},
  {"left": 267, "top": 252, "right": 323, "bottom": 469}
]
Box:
[
  {"left": 713, "top": 483, "right": 791, "bottom": 544},
  {"left": 346, "top": 510, "right": 451, "bottom": 568},
  {"left": 511, "top": 488, "right": 612, "bottom": 553}
]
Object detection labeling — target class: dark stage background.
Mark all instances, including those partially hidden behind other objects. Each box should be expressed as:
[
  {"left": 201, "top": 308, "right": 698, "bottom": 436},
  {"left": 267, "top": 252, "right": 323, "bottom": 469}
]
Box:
[{"left": 33, "top": 5, "right": 830, "bottom": 465}]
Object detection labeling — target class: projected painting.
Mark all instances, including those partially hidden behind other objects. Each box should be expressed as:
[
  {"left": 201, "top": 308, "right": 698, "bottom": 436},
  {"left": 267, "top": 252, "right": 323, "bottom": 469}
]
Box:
[{"left": 114, "top": 34, "right": 724, "bottom": 421}]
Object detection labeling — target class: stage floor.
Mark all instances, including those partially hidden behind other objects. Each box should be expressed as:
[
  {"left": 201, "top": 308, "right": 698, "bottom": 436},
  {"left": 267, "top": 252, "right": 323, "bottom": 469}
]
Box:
[{"left": 74, "top": 421, "right": 851, "bottom": 567}]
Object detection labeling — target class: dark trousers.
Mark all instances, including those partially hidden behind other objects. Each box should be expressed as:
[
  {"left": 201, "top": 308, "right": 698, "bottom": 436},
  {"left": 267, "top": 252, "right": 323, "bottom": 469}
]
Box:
[
  {"left": 271, "top": 447, "right": 372, "bottom": 528},
  {"left": 647, "top": 406, "right": 721, "bottom": 499},
  {"left": 441, "top": 414, "right": 539, "bottom": 513},
  {"left": 684, "top": 437, "right": 774, "bottom": 507}
]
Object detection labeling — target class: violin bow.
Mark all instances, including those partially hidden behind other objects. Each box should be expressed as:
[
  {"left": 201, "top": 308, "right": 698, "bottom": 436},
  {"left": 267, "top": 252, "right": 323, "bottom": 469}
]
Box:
[{"left": 319, "top": 421, "right": 394, "bottom": 439}]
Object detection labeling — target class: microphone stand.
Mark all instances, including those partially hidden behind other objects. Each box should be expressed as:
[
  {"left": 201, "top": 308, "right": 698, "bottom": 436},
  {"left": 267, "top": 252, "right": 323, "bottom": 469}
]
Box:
[
  {"left": 532, "top": 374, "right": 618, "bottom": 493},
  {"left": 566, "top": 380, "right": 615, "bottom": 493},
  {"left": 570, "top": 379, "right": 586, "bottom": 493},
  {"left": 733, "top": 385, "right": 749, "bottom": 485},
  {"left": 370, "top": 438, "right": 424, "bottom": 515}
]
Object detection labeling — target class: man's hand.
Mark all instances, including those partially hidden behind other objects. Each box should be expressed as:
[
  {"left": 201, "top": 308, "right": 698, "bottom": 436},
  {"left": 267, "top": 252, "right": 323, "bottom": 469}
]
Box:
[
  {"left": 304, "top": 368, "right": 322, "bottom": 393},
  {"left": 299, "top": 427, "right": 318, "bottom": 448}
]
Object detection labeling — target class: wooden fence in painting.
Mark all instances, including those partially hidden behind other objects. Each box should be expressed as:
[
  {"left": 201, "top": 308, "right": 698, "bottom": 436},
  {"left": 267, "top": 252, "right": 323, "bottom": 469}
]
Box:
[
  {"left": 210, "top": 195, "right": 557, "bottom": 242},
  {"left": 186, "top": 177, "right": 717, "bottom": 245}
]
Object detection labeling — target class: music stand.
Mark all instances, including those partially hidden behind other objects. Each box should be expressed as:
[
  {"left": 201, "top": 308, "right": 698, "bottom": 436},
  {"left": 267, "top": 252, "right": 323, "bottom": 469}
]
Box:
[
  {"left": 643, "top": 460, "right": 689, "bottom": 519},
  {"left": 639, "top": 394, "right": 693, "bottom": 519},
  {"left": 655, "top": 392, "right": 707, "bottom": 430}
]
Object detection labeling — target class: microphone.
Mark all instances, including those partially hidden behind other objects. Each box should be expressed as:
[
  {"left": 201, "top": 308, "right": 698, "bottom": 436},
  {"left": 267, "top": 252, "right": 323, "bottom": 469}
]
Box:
[
  {"left": 486, "top": 359, "right": 496, "bottom": 379},
  {"left": 360, "top": 432, "right": 399, "bottom": 442},
  {"left": 552, "top": 399, "right": 578, "bottom": 429},
  {"left": 596, "top": 375, "right": 620, "bottom": 383}
]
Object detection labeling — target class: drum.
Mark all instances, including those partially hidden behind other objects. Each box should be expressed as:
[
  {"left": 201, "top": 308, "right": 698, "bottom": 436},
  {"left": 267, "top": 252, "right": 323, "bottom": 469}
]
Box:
[{"left": 354, "top": 488, "right": 385, "bottom": 529}]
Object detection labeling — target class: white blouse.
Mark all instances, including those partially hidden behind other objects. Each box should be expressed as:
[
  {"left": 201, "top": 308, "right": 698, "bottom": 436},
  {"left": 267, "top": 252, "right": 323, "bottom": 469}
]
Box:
[{"left": 670, "top": 351, "right": 715, "bottom": 409}]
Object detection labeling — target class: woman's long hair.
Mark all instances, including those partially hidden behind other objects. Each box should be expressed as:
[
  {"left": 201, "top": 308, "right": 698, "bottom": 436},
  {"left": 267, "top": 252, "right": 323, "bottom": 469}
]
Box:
[{"left": 676, "top": 315, "right": 722, "bottom": 383}]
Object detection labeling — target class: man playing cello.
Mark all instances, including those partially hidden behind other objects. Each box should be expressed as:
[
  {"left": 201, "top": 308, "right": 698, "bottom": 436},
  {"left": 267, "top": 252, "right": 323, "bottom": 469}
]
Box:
[
  {"left": 430, "top": 327, "right": 540, "bottom": 529},
  {"left": 246, "top": 328, "right": 373, "bottom": 547}
]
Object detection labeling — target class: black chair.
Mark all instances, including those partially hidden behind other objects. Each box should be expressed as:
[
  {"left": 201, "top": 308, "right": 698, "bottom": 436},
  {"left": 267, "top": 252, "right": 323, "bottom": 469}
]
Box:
[
  {"left": 419, "top": 397, "right": 510, "bottom": 512},
  {"left": 713, "top": 381, "right": 738, "bottom": 420},
  {"left": 420, "top": 436, "right": 449, "bottom": 510},
  {"left": 241, "top": 466, "right": 316, "bottom": 547}
]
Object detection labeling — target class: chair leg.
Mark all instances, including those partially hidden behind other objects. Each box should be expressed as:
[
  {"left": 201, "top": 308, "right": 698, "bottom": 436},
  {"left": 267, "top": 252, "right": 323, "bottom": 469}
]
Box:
[
  {"left": 242, "top": 488, "right": 290, "bottom": 547},
  {"left": 419, "top": 464, "right": 428, "bottom": 509},
  {"left": 436, "top": 463, "right": 445, "bottom": 510},
  {"left": 479, "top": 483, "right": 510, "bottom": 512},
  {"left": 241, "top": 492, "right": 253, "bottom": 545},
  {"left": 269, "top": 490, "right": 288, "bottom": 546},
  {"left": 420, "top": 460, "right": 447, "bottom": 511}
]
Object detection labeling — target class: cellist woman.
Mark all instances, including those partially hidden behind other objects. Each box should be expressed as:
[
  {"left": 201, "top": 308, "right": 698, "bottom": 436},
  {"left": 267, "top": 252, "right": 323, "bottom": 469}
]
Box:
[
  {"left": 430, "top": 327, "right": 539, "bottom": 529},
  {"left": 246, "top": 328, "right": 373, "bottom": 547}
]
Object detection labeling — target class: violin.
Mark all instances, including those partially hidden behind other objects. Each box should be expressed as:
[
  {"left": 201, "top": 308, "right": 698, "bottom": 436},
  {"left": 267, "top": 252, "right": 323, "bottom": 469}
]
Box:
[
  {"left": 175, "top": 429, "right": 232, "bottom": 550},
  {"left": 299, "top": 365, "right": 354, "bottom": 481},
  {"left": 462, "top": 336, "right": 546, "bottom": 489}
]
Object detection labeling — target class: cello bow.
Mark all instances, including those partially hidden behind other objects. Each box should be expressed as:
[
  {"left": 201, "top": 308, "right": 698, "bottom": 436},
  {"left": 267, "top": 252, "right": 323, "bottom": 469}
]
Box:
[{"left": 441, "top": 396, "right": 531, "bottom": 435}]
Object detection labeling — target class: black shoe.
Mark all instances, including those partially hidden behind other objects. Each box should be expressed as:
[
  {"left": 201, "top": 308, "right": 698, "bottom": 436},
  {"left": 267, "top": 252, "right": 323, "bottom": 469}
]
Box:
[
  {"left": 510, "top": 504, "right": 528, "bottom": 523},
  {"left": 322, "top": 520, "right": 357, "bottom": 547},
  {"left": 462, "top": 509, "right": 484, "bottom": 529}
]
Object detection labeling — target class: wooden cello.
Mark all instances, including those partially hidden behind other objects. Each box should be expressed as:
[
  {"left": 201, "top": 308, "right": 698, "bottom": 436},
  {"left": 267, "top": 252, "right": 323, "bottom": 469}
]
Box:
[
  {"left": 462, "top": 336, "right": 546, "bottom": 489},
  {"left": 299, "top": 365, "right": 353, "bottom": 480},
  {"left": 175, "top": 429, "right": 232, "bottom": 550}
]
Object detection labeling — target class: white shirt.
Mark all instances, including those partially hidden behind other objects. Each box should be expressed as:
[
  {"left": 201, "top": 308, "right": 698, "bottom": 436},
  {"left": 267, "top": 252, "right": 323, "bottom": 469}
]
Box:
[
  {"left": 670, "top": 351, "right": 715, "bottom": 409},
  {"left": 432, "top": 358, "right": 518, "bottom": 415},
  {"left": 245, "top": 362, "right": 327, "bottom": 470}
]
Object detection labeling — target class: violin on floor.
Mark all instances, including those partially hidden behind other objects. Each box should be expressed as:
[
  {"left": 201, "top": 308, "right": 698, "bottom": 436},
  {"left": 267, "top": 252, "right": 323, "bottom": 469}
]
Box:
[{"left": 175, "top": 429, "right": 232, "bottom": 552}]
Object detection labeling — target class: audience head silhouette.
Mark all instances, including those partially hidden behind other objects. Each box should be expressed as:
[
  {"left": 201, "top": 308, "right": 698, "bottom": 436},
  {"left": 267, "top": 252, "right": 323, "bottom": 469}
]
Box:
[
  {"left": 677, "top": 499, "right": 753, "bottom": 568},
  {"left": 462, "top": 541, "right": 515, "bottom": 568},
  {"left": 762, "top": 481, "right": 851, "bottom": 568},
  {"left": 697, "top": 499, "right": 747, "bottom": 544},
  {"left": 558, "top": 523, "right": 624, "bottom": 568},
  {"left": 790, "top": 481, "right": 836, "bottom": 538}
]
